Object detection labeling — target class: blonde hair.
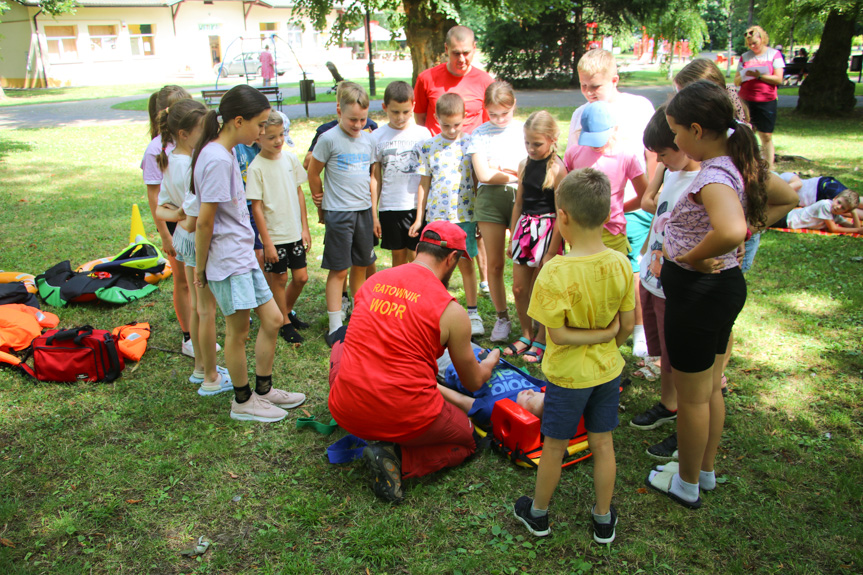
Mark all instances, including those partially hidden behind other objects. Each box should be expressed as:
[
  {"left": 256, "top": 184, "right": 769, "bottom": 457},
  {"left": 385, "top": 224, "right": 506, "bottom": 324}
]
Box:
[
  {"left": 523, "top": 110, "right": 560, "bottom": 191},
  {"left": 338, "top": 81, "right": 369, "bottom": 110},
  {"left": 436, "top": 92, "right": 465, "bottom": 118},
  {"left": 837, "top": 189, "right": 859, "bottom": 212},
  {"left": 484, "top": 80, "right": 515, "bottom": 108},
  {"left": 745, "top": 26, "right": 769, "bottom": 46},
  {"left": 578, "top": 49, "right": 617, "bottom": 77},
  {"left": 265, "top": 108, "right": 284, "bottom": 127}
]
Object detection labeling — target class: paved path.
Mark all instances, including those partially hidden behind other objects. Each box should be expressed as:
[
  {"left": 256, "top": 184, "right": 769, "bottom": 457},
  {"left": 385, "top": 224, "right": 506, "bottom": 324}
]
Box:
[{"left": 0, "top": 86, "right": 856, "bottom": 130}]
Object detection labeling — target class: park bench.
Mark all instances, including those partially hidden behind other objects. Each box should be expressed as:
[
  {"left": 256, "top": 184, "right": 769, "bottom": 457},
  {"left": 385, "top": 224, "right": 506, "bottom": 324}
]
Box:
[{"left": 201, "top": 86, "right": 283, "bottom": 111}]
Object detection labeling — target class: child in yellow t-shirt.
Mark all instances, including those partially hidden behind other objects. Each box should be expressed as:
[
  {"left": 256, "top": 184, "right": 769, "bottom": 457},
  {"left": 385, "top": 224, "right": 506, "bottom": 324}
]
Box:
[{"left": 513, "top": 168, "right": 635, "bottom": 545}]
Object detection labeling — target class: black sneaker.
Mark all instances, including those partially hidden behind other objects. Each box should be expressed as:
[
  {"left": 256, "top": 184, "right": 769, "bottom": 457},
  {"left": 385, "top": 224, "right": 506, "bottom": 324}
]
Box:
[
  {"left": 592, "top": 505, "right": 618, "bottom": 544},
  {"left": 363, "top": 443, "right": 404, "bottom": 503},
  {"left": 289, "top": 311, "right": 310, "bottom": 330},
  {"left": 630, "top": 402, "right": 677, "bottom": 430},
  {"left": 513, "top": 495, "right": 550, "bottom": 537},
  {"left": 646, "top": 432, "right": 679, "bottom": 461},
  {"left": 279, "top": 324, "right": 304, "bottom": 344}
]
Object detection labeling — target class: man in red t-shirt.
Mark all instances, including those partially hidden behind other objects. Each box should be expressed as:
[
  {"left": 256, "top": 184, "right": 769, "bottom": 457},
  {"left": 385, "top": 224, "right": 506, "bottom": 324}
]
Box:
[
  {"left": 328, "top": 221, "right": 501, "bottom": 502},
  {"left": 413, "top": 25, "right": 494, "bottom": 135}
]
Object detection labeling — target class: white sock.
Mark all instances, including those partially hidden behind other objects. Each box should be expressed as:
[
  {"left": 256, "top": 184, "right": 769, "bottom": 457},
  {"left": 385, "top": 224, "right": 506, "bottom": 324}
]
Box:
[
  {"left": 632, "top": 324, "right": 648, "bottom": 358},
  {"left": 699, "top": 470, "right": 716, "bottom": 491},
  {"left": 670, "top": 473, "right": 700, "bottom": 502},
  {"left": 327, "top": 310, "right": 343, "bottom": 334}
]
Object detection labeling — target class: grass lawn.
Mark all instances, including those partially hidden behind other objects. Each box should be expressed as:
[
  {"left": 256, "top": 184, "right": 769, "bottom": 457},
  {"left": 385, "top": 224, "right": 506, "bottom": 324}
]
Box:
[{"left": 0, "top": 108, "right": 862, "bottom": 574}]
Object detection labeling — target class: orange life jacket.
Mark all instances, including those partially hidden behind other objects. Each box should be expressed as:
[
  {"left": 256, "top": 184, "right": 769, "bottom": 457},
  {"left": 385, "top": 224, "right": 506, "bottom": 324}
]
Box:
[
  {"left": 0, "top": 304, "right": 60, "bottom": 352},
  {"left": 111, "top": 322, "right": 151, "bottom": 362}
]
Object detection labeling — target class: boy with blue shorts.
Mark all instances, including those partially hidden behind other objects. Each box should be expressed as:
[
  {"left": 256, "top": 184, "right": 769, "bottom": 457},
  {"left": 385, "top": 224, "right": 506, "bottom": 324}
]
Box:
[
  {"left": 410, "top": 92, "right": 484, "bottom": 336},
  {"left": 308, "top": 82, "right": 377, "bottom": 343},
  {"left": 513, "top": 168, "right": 634, "bottom": 545}
]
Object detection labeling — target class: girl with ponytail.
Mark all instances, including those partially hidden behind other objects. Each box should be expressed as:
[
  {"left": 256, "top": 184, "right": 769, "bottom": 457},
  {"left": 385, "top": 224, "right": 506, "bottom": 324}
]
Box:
[
  {"left": 192, "top": 84, "right": 306, "bottom": 423},
  {"left": 140, "top": 85, "right": 193, "bottom": 354},
  {"left": 503, "top": 110, "right": 567, "bottom": 362},
  {"left": 645, "top": 79, "right": 767, "bottom": 508}
]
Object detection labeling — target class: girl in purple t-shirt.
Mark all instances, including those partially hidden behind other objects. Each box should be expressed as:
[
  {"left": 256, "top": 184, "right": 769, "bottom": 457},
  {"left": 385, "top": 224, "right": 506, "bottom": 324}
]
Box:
[
  {"left": 191, "top": 85, "right": 306, "bottom": 424},
  {"left": 645, "top": 80, "right": 768, "bottom": 509}
]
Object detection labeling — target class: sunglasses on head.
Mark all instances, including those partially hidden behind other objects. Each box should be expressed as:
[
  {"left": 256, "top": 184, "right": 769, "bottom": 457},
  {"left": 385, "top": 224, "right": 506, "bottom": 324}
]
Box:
[{"left": 745, "top": 31, "right": 757, "bottom": 37}]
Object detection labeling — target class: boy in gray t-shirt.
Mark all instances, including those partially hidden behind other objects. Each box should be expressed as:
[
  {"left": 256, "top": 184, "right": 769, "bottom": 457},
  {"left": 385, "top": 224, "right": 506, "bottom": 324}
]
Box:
[{"left": 308, "top": 82, "right": 377, "bottom": 341}]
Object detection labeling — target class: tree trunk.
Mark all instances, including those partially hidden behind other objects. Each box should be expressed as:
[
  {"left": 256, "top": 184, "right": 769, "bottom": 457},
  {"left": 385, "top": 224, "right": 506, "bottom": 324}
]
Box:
[
  {"left": 797, "top": 8, "right": 858, "bottom": 115},
  {"left": 402, "top": 0, "right": 456, "bottom": 86},
  {"left": 567, "top": 6, "right": 584, "bottom": 86}
]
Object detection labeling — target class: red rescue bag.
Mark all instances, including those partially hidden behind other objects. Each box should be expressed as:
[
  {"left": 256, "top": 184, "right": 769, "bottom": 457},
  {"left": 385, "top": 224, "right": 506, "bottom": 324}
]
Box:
[{"left": 24, "top": 325, "right": 125, "bottom": 382}]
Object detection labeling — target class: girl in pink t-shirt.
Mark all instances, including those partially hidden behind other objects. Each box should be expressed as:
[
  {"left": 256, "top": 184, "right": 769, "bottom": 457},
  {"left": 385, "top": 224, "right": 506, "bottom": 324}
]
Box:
[
  {"left": 646, "top": 80, "right": 768, "bottom": 509},
  {"left": 192, "top": 85, "right": 306, "bottom": 423},
  {"left": 141, "top": 85, "right": 194, "bottom": 354}
]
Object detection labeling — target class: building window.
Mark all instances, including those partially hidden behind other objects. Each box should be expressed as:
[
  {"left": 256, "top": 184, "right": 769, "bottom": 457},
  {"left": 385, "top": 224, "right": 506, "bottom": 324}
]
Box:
[
  {"left": 284, "top": 25, "right": 302, "bottom": 47},
  {"left": 44, "top": 25, "right": 78, "bottom": 63},
  {"left": 260, "top": 22, "right": 277, "bottom": 44},
  {"left": 129, "top": 24, "right": 155, "bottom": 56},
  {"left": 89, "top": 24, "right": 119, "bottom": 58}
]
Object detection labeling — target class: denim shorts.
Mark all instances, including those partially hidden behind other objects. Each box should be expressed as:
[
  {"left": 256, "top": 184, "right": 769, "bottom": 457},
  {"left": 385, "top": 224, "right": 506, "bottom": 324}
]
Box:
[
  {"left": 740, "top": 232, "right": 761, "bottom": 273},
  {"left": 172, "top": 227, "right": 196, "bottom": 267},
  {"left": 208, "top": 268, "right": 272, "bottom": 316},
  {"left": 540, "top": 376, "right": 621, "bottom": 440}
]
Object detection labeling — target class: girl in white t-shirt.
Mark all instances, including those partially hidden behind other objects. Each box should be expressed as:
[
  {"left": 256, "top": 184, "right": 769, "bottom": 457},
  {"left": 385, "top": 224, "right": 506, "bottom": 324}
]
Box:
[
  {"left": 191, "top": 85, "right": 305, "bottom": 424},
  {"left": 469, "top": 81, "right": 528, "bottom": 343},
  {"left": 141, "top": 85, "right": 193, "bottom": 355},
  {"left": 154, "top": 99, "right": 231, "bottom": 397}
]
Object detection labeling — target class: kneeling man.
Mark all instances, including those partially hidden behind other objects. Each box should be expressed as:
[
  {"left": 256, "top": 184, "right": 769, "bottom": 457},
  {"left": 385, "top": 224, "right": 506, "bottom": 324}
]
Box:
[{"left": 329, "top": 221, "right": 500, "bottom": 502}]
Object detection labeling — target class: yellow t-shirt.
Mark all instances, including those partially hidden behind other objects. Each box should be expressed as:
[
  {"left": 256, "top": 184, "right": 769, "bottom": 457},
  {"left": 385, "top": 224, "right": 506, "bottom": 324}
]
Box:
[
  {"left": 245, "top": 152, "right": 308, "bottom": 244},
  {"left": 528, "top": 249, "right": 635, "bottom": 389}
]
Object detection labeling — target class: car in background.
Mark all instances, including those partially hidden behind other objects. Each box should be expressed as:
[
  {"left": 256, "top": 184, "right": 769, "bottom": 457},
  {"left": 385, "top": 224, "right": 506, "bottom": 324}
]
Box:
[{"left": 214, "top": 51, "right": 288, "bottom": 78}]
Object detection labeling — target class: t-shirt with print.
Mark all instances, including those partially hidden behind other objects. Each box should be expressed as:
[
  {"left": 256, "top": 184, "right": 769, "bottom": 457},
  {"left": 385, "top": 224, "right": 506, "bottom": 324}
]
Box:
[
  {"left": 466, "top": 120, "right": 526, "bottom": 188},
  {"left": 417, "top": 133, "right": 474, "bottom": 224},
  {"left": 563, "top": 145, "right": 645, "bottom": 236},
  {"left": 141, "top": 135, "right": 174, "bottom": 186},
  {"left": 157, "top": 151, "right": 192, "bottom": 208},
  {"left": 371, "top": 123, "right": 432, "bottom": 212},
  {"left": 528, "top": 250, "right": 635, "bottom": 389},
  {"left": 413, "top": 64, "right": 493, "bottom": 135},
  {"left": 312, "top": 127, "right": 374, "bottom": 212},
  {"left": 193, "top": 142, "right": 258, "bottom": 282},
  {"left": 245, "top": 152, "right": 308, "bottom": 244},
  {"left": 639, "top": 169, "right": 700, "bottom": 298},
  {"left": 738, "top": 47, "right": 785, "bottom": 102},
  {"left": 786, "top": 200, "right": 845, "bottom": 230},
  {"left": 234, "top": 144, "right": 261, "bottom": 188},
  {"left": 664, "top": 156, "right": 745, "bottom": 272}
]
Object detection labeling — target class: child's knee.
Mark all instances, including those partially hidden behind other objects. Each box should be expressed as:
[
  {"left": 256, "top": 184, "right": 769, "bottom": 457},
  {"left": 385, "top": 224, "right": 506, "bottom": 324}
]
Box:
[
  {"left": 291, "top": 268, "right": 309, "bottom": 287},
  {"left": 270, "top": 272, "right": 289, "bottom": 289},
  {"left": 587, "top": 431, "right": 614, "bottom": 455}
]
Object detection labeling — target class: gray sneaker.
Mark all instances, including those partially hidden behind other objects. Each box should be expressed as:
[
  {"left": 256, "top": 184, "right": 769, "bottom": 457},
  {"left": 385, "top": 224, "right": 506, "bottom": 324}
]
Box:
[
  {"left": 230, "top": 394, "right": 288, "bottom": 423},
  {"left": 469, "top": 313, "right": 485, "bottom": 336},
  {"left": 490, "top": 318, "right": 512, "bottom": 342},
  {"left": 257, "top": 387, "right": 306, "bottom": 409}
]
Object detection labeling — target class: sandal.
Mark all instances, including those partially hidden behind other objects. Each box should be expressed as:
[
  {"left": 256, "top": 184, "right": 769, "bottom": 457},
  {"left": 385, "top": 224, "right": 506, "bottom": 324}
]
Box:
[
  {"left": 645, "top": 469, "right": 702, "bottom": 509},
  {"left": 635, "top": 356, "right": 660, "bottom": 369},
  {"left": 503, "top": 336, "right": 532, "bottom": 357},
  {"left": 632, "top": 362, "right": 661, "bottom": 382},
  {"left": 523, "top": 342, "right": 546, "bottom": 364}
]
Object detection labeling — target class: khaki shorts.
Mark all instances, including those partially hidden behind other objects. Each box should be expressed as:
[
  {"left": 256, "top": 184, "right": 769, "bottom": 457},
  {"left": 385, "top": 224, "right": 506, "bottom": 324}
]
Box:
[{"left": 475, "top": 184, "right": 517, "bottom": 226}]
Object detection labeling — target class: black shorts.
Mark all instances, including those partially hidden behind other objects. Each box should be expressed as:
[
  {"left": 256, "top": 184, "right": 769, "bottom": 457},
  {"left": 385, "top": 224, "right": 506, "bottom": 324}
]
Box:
[
  {"left": 661, "top": 261, "right": 747, "bottom": 373},
  {"left": 166, "top": 221, "right": 177, "bottom": 236},
  {"left": 263, "top": 240, "right": 307, "bottom": 274},
  {"left": 379, "top": 210, "right": 420, "bottom": 251},
  {"left": 744, "top": 99, "right": 778, "bottom": 134}
]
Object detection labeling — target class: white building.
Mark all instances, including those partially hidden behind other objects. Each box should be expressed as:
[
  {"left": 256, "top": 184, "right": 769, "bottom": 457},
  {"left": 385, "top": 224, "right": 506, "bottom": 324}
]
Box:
[{"left": 0, "top": 0, "right": 346, "bottom": 87}]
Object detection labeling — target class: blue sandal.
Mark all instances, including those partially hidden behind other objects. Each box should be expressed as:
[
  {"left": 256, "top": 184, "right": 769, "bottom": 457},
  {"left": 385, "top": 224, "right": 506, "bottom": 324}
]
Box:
[{"left": 523, "top": 342, "right": 546, "bottom": 364}]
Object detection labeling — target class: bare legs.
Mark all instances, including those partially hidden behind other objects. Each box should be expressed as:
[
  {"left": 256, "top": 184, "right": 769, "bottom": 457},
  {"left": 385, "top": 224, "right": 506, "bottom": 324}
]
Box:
[{"left": 478, "top": 221, "right": 508, "bottom": 315}]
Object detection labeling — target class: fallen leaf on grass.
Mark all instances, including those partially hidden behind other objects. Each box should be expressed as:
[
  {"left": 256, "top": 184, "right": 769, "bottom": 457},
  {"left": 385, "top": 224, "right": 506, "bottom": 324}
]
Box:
[
  {"left": 129, "top": 362, "right": 141, "bottom": 373},
  {"left": 302, "top": 409, "right": 312, "bottom": 418},
  {"left": 0, "top": 538, "right": 15, "bottom": 548},
  {"left": 366, "top": 568, "right": 371, "bottom": 575},
  {"left": 140, "top": 302, "right": 156, "bottom": 308},
  {"left": 228, "top": 472, "right": 239, "bottom": 479},
  {"left": 292, "top": 343, "right": 301, "bottom": 349},
  {"left": 636, "top": 487, "right": 648, "bottom": 494},
  {"left": 125, "top": 499, "right": 142, "bottom": 504}
]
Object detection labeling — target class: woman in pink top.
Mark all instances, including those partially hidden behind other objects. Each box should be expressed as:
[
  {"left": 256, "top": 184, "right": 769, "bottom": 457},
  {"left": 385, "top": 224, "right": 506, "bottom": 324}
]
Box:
[
  {"left": 260, "top": 46, "right": 275, "bottom": 87},
  {"left": 733, "top": 26, "right": 784, "bottom": 171}
]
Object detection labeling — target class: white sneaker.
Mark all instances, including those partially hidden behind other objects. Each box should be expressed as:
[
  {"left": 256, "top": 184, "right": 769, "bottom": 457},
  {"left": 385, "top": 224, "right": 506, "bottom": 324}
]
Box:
[
  {"left": 189, "top": 365, "right": 230, "bottom": 384},
  {"left": 197, "top": 372, "right": 234, "bottom": 396},
  {"left": 490, "top": 318, "right": 512, "bottom": 342},
  {"left": 341, "top": 295, "right": 353, "bottom": 317},
  {"left": 469, "top": 313, "right": 485, "bottom": 337},
  {"left": 181, "top": 339, "right": 222, "bottom": 358},
  {"left": 230, "top": 394, "right": 288, "bottom": 423},
  {"left": 257, "top": 387, "right": 306, "bottom": 409},
  {"left": 479, "top": 281, "right": 490, "bottom": 295}
]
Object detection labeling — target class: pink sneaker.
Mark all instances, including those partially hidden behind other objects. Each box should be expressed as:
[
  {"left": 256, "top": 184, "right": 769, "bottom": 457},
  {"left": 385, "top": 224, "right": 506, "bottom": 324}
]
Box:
[
  {"left": 257, "top": 387, "right": 306, "bottom": 409},
  {"left": 230, "top": 394, "right": 288, "bottom": 423}
]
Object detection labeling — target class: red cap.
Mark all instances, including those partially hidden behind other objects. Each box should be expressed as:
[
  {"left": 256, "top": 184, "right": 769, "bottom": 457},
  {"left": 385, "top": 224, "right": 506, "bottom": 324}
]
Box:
[{"left": 419, "top": 221, "right": 470, "bottom": 260}]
